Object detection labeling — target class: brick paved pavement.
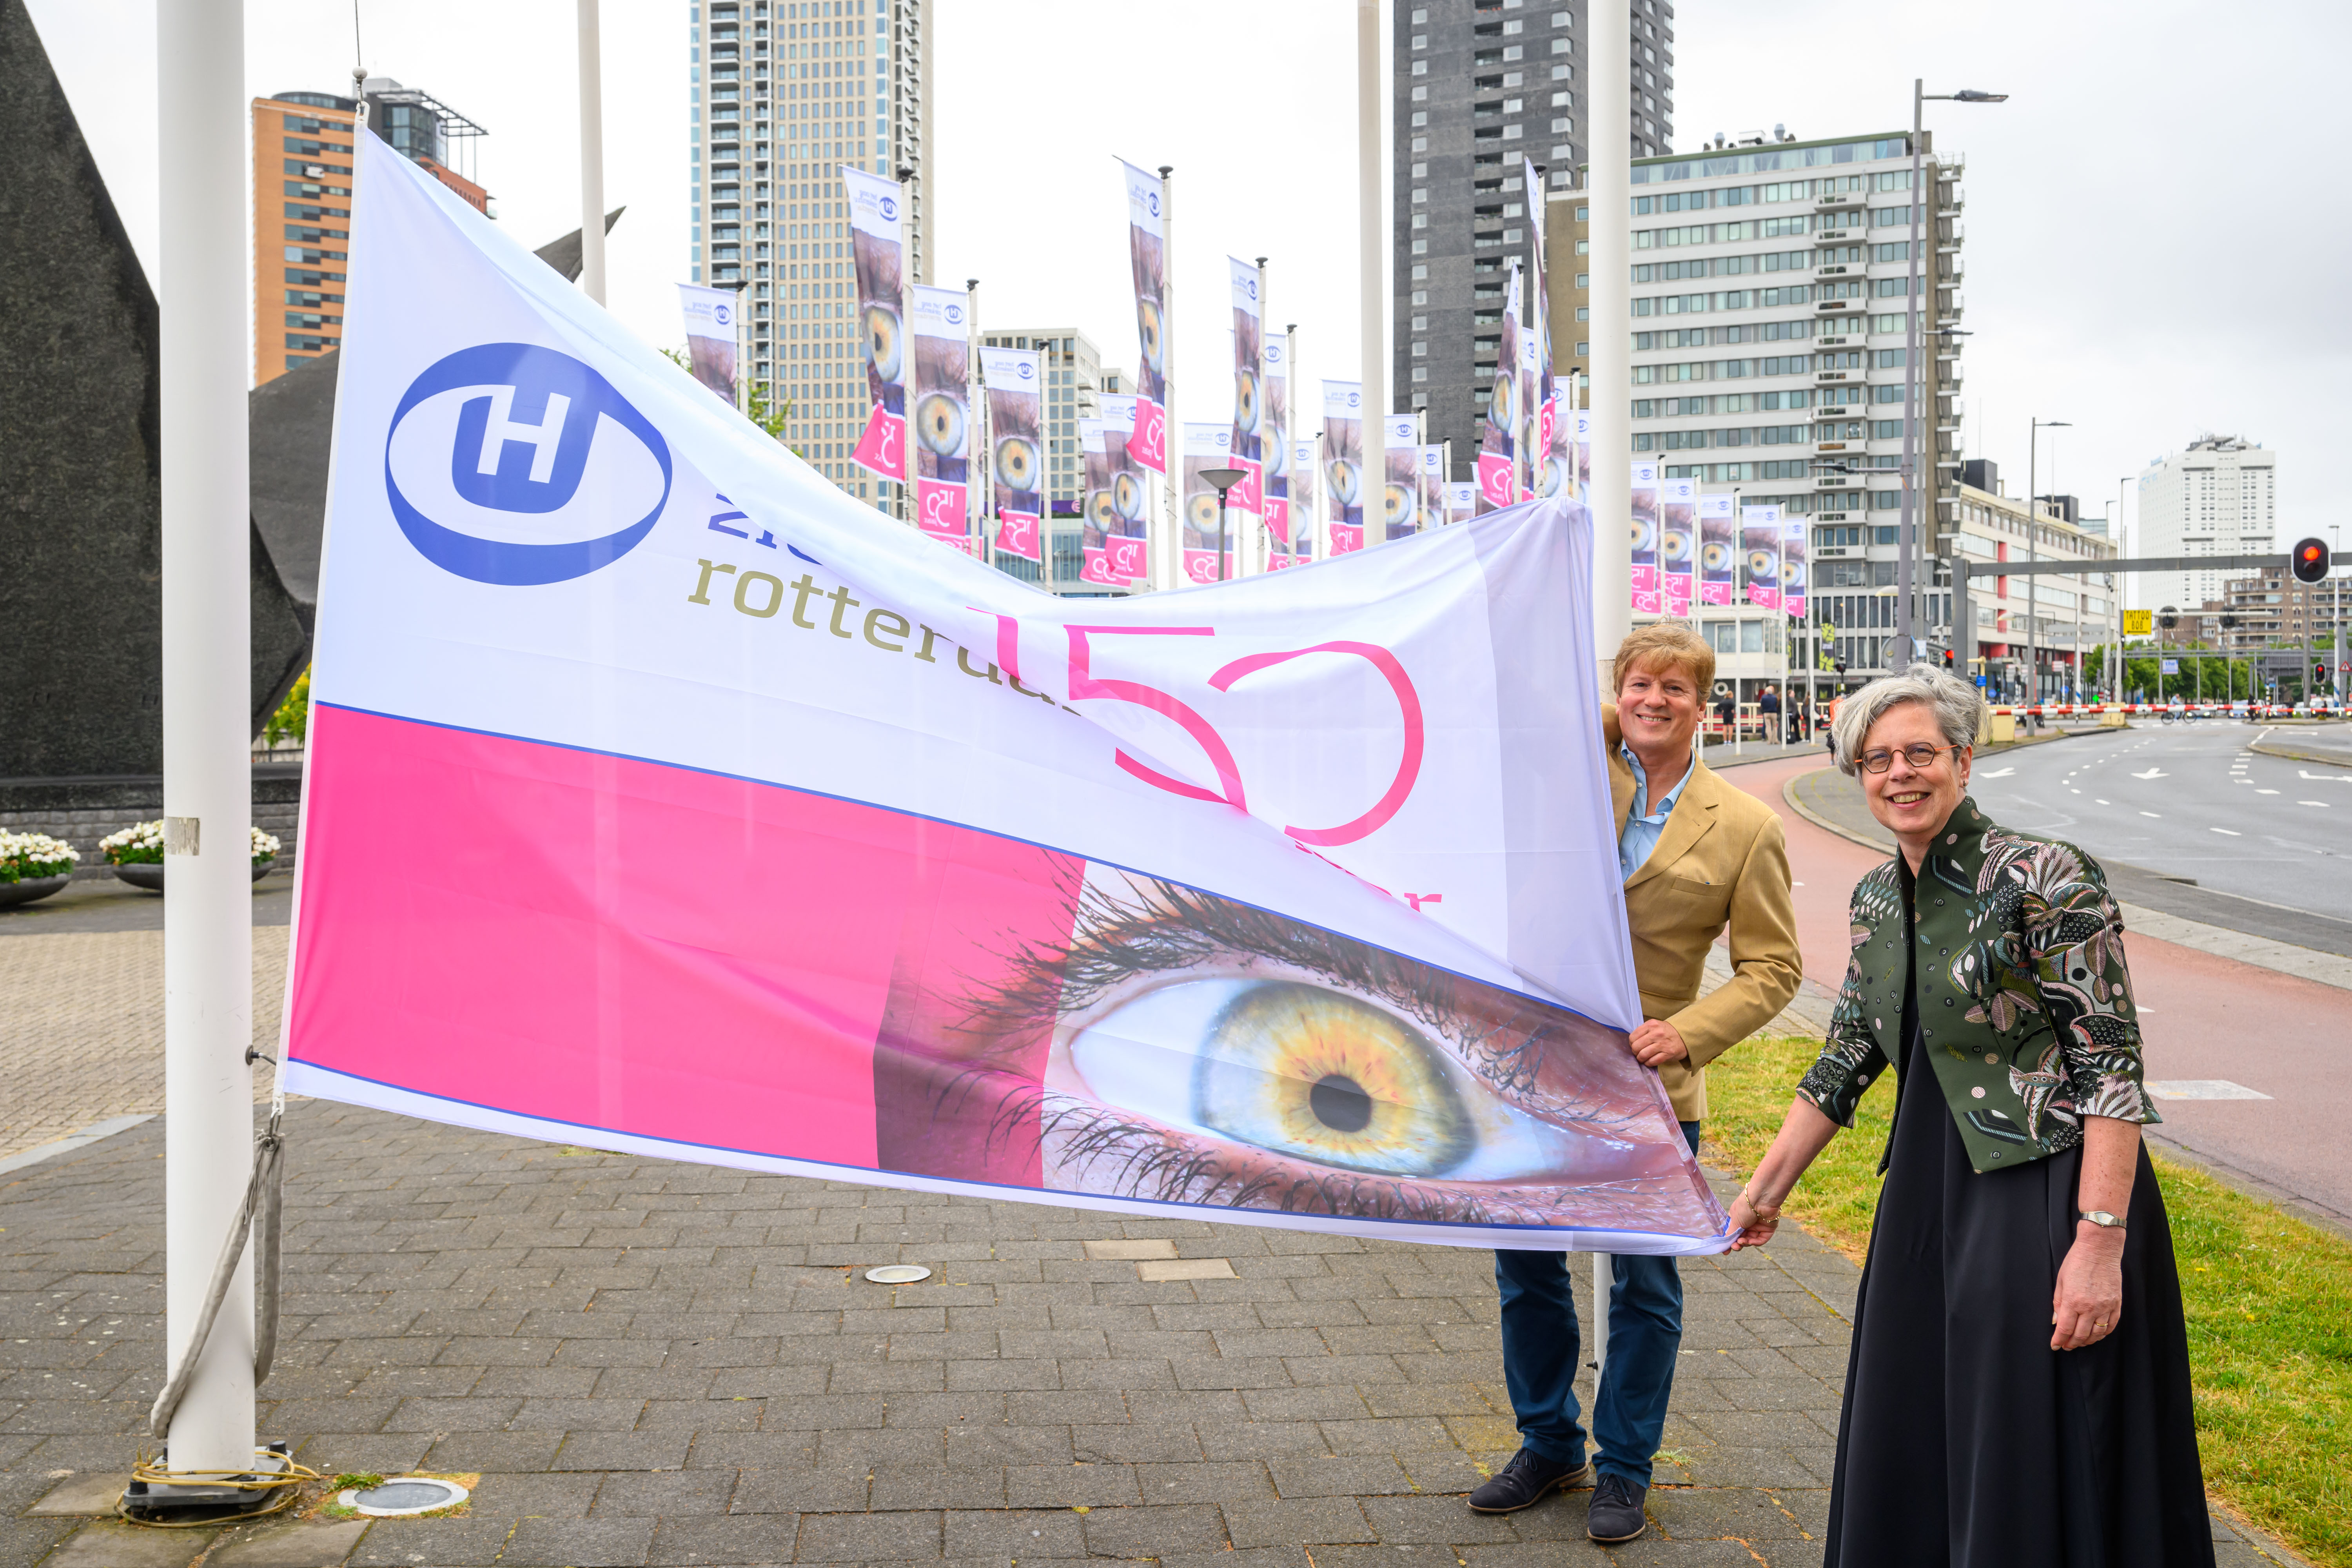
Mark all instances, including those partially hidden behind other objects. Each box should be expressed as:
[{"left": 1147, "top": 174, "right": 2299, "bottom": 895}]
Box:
[{"left": 2, "top": 1106, "right": 2306, "bottom": 1567}]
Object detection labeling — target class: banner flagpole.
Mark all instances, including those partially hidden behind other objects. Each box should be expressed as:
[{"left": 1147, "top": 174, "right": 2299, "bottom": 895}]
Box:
[
  {"left": 577, "top": 0, "right": 608, "bottom": 305},
  {"left": 1157, "top": 165, "right": 1176, "bottom": 593},
  {"left": 1357, "top": 0, "right": 1386, "bottom": 546},
  {"left": 966, "top": 278, "right": 983, "bottom": 561},
  {"left": 157, "top": 0, "right": 259, "bottom": 1485}
]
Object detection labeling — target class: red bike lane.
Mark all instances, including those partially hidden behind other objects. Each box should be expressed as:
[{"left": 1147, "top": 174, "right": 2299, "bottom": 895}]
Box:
[{"left": 1715, "top": 751, "right": 2352, "bottom": 1229}]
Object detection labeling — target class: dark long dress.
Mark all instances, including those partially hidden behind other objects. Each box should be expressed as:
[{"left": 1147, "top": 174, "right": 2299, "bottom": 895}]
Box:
[{"left": 1823, "top": 864, "right": 2213, "bottom": 1567}]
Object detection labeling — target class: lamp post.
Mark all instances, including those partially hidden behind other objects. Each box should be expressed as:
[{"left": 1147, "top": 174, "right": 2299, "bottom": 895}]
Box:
[
  {"left": 2026, "top": 418, "right": 2070, "bottom": 705},
  {"left": 1201, "top": 466, "right": 1247, "bottom": 582},
  {"left": 1901, "top": 85, "right": 2006, "bottom": 669}
]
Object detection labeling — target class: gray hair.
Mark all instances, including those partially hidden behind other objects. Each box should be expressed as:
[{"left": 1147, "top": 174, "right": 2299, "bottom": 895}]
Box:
[{"left": 1830, "top": 664, "right": 1985, "bottom": 776}]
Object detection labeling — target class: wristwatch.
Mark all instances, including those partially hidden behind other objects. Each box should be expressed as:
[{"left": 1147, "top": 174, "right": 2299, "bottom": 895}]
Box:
[{"left": 2078, "top": 1209, "right": 2127, "bottom": 1230}]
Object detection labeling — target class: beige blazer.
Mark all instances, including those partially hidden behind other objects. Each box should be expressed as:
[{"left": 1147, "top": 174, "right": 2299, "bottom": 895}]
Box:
[{"left": 1604, "top": 706, "right": 1803, "bottom": 1120}]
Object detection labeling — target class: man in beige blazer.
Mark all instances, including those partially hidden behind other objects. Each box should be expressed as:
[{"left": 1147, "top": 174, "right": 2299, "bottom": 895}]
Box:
[{"left": 1469, "top": 622, "right": 1802, "bottom": 1542}]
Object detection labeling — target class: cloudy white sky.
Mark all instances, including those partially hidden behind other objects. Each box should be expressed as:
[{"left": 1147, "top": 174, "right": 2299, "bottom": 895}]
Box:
[{"left": 29, "top": 0, "right": 2350, "bottom": 553}]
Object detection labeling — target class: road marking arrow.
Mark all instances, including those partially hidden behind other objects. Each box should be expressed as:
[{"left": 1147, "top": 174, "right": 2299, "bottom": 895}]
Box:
[
  {"left": 2131, "top": 768, "right": 2168, "bottom": 779},
  {"left": 2298, "top": 769, "right": 2352, "bottom": 783}
]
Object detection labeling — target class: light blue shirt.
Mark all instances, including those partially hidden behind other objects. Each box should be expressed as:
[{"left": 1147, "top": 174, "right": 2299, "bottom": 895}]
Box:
[{"left": 1619, "top": 740, "right": 1694, "bottom": 884}]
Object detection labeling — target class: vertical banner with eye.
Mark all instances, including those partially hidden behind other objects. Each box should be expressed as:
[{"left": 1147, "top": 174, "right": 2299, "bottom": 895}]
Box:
[
  {"left": 1629, "top": 460, "right": 1661, "bottom": 615},
  {"left": 982, "top": 347, "right": 1045, "bottom": 564},
  {"left": 1275, "top": 436, "right": 1317, "bottom": 569},
  {"left": 1742, "top": 504, "right": 1784, "bottom": 611},
  {"left": 1119, "top": 160, "right": 1169, "bottom": 475},
  {"left": 677, "top": 283, "right": 739, "bottom": 407},
  {"left": 1077, "top": 417, "right": 1121, "bottom": 586},
  {"left": 1381, "top": 414, "right": 1420, "bottom": 543},
  {"left": 1448, "top": 481, "right": 1478, "bottom": 526},
  {"left": 907, "top": 285, "right": 972, "bottom": 552},
  {"left": 1418, "top": 446, "right": 1445, "bottom": 532},
  {"left": 1098, "top": 394, "right": 1151, "bottom": 585},
  {"left": 1227, "top": 258, "right": 1265, "bottom": 517},
  {"left": 1321, "top": 381, "right": 1364, "bottom": 555},
  {"left": 1659, "top": 476, "right": 1696, "bottom": 620},
  {"left": 1180, "top": 422, "right": 1238, "bottom": 583},
  {"left": 1477, "top": 265, "right": 1521, "bottom": 512},
  {"left": 1261, "top": 334, "right": 1290, "bottom": 555},
  {"left": 844, "top": 167, "right": 907, "bottom": 483},
  {"left": 1698, "top": 493, "right": 1737, "bottom": 607},
  {"left": 1780, "top": 513, "right": 1809, "bottom": 622},
  {"left": 1523, "top": 159, "right": 1554, "bottom": 466}
]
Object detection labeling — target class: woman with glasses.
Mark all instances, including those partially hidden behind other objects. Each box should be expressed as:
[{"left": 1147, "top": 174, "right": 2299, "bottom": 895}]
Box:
[{"left": 1725, "top": 665, "right": 2211, "bottom": 1567}]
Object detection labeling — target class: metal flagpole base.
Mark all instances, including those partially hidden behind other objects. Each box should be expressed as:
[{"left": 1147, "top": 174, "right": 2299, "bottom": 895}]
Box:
[{"left": 119, "top": 1442, "right": 300, "bottom": 1526}]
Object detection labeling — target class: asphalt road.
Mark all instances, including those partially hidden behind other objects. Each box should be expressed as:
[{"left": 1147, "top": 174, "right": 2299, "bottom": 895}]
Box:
[{"left": 1967, "top": 722, "right": 2352, "bottom": 924}]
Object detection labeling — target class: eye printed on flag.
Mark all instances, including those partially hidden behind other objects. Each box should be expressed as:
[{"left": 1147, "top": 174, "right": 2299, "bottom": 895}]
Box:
[
  {"left": 844, "top": 167, "right": 907, "bottom": 483},
  {"left": 676, "top": 284, "right": 738, "bottom": 407},
  {"left": 1321, "top": 381, "right": 1364, "bottom": 555},
  {"left": 1630, "top": 460, "right": 1661, "bottom": 616},
  {"left": 908, "top": 285, "right": 971, "bottom": 551},
  {"left": 982, "top": 347, "right": 1044, "bottom": 565},
  {"left": 1118, "top": 160, "right": 1170, "bottom": 474}
]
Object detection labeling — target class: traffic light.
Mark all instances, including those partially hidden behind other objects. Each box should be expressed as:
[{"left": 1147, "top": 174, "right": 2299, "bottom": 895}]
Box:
[
  {"left": 2158, "top": 605, "right": 2179, "bottom": 630},
  {"left": 2291, "top": 537, "right": 2330, "bottom": 585},
  {"left": 1942, "top": 649, "right": 1955, "bottom": 670}
]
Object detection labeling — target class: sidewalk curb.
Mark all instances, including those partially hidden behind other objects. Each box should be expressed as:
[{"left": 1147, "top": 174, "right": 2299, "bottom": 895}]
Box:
[
  {"left": 2247, "top": 731, "right": 2352, "bottom": 769},
  {"left": 0, "top": 1114, "right": 154, "bottom": 1179},
  {"left": 1778, "top": 769, "right": 1891, "bottom": 856}
]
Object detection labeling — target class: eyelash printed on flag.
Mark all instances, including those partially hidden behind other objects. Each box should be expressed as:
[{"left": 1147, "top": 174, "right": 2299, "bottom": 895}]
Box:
[{"left": 283, "top": 132, "right": 1730, "bottom": 1254}]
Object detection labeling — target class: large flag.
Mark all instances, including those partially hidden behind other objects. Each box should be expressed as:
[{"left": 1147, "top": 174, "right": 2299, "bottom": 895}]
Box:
[
  {"left": 982, "top": 347, "right": 1044, "bottom": 564},
  {"left": 1381, "top": 414, "right": 1420, "bottom": 543},
  {"left": 1227, "top": 258, "right": 1265, "bottom": 515},
  {"left": 1119, "top": 160, "right": 1170, "bottom": 474},
  {"left": 676, "top": 284, "right": 739, "bottom": 406},
  {"left": 1477, "top": 264, "right": 1521, "bottom": 512},
  {"left": 908, "top": 284, "right": 972, "bottom": 552},
  {"left": 285, "top": 131, "right": 1731, "bottom": 1256},
  {"left": 1321, "top": 381, "right": 1364, "bottom": 555},
  {"left": 1698, "top": 493, "right": 1736, "bottom": 607},
  {"left": 1660, "top": 476, "right": 1695, "bottom": 619},
  {"left": 1630, "top": 460, "right": 1661, "bottom": 615},
  {"left": 1262, "top": 334, "right": 1290, "bottom": 551},
  {"left": 1743, "top": 504, "right": 1784, "bottom": 611},
  {"left": 845, "top": 167, "right": 906, "bottom": 482},
  {"left": 1098, "top": 394, "right": 1150, "bottom": 585}
]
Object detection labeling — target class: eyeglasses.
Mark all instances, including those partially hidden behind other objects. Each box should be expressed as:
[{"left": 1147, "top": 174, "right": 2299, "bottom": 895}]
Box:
[{"left": 1857, "top": 743, "right": 1960, "bottom": 775}]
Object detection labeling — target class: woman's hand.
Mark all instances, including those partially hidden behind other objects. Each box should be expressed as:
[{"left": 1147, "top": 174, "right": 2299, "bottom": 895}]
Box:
[
  {"left": 2051, "top": 1225, "right": 2125, "bottom": 1350},
  {"left": 1726, "top": 1190, "right": 1781, "bottom": 1250}
]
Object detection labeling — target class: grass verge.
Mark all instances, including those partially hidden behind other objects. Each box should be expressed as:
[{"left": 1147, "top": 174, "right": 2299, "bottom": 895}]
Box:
[{"left": 1702, "top": 1034, "right": 2352, "bottom": 1568}]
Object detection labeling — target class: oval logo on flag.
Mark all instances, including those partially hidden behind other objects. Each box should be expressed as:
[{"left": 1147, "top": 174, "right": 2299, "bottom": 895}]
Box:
[
  {"left": 384, "top": 343, "right": 673, "bottom": 585},
  {"left": 1017, "top": 361, "right": 1033, "bottom": 379},
  {"left": 714, "top": 303, "right": 732, "bottom": 326},
  {"left": 879, "top": 195, "right": 899, "bottom": 221},
  {"left": 944, "top": 303, "right": 964, "bottom": 325}
]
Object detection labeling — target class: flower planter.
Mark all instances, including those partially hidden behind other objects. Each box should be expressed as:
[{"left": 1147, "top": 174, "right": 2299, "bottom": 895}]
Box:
[
  {"left": 112, "top": 861, "right": 276, "bottom": 893},
  {"left": 0, "top": 874, "right": 71, "bottom": 909}
]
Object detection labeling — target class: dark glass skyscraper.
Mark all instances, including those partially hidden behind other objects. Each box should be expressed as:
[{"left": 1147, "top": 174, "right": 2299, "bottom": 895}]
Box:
[{"left": 1393, "top": 0, "right": 1673, "bottom": 475}]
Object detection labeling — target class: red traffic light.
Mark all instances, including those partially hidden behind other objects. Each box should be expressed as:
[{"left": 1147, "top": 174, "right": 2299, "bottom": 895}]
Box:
[{"left": 2291, "top": 537, "right": 2330, "bottom": 584}]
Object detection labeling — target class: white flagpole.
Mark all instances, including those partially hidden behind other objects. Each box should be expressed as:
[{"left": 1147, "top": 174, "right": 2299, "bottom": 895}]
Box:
[
  {"left": 1357, "top": 0, "right": 1386, "bottom": 544},
  {"left": 1157, "top": 165, "right": 1176, "bottom": 593},
  {"left": 1588, "top": 0, "right": 1632, "bottom": 687},
  {"left": 967, "top": 279, "right": 984, "bottom": 561},
  {"left": 159, "top": 0, "right": 257, "bottom": 1475},
  {"left": 577, "top": 0, "right": 608, "bottom": 305}
]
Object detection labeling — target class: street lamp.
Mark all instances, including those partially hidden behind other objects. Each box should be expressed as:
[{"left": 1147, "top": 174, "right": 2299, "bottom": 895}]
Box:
[
  {"left": 1901, "top": 85, "right": 2007, "bottom": 685},
  {"left": 1200, "top": 466, "right": 1247, "bottom": 581},
  {"left": 2025, "top": 417, "right": 2070, "bottom": 705}
]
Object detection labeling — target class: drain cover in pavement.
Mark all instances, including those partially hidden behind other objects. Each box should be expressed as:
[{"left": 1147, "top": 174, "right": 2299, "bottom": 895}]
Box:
[
  {"left": 863, "top": 1264, "right": 933, "bottom": 1284},
  {"left": 341, "top": 1477, "right": 470, "bottom": 1516}
]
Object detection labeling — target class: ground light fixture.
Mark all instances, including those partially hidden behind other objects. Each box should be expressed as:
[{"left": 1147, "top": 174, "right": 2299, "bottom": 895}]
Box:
[
  {"left": 864, "top": 1264, "right": 933, "bottom": 1284},
  {"left": 339, "top": 1477, "right": 472, "bottom": 1518}
]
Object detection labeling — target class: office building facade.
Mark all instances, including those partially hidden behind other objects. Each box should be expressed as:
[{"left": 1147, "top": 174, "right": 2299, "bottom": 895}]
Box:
[
  {"left": 1547, "top": 128, "right": 1969, "bottom": 684},
  {"left": 687, "top": 0, "right": 931, "bottom": 506},
  {"left": 1394, "top": 0, "right": 1673, "bottom": 477},
  {"left": 1945, "top": 483, "right": 2114, "bottom": 701},
  {"left": 2129, "top": 436, "right": 2277, "bottom": 616},
  {"left": 250, "top": 84, "right": 490, "bottom": 383}
]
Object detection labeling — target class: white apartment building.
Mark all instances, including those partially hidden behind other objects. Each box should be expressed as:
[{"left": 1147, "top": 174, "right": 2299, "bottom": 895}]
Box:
[
  {"left": 686, "top": 0, "right": 932, "bottom": 505},
  {"left": 2129, "top": 436, "right": 2277, "bottom": 615},
  {"left": 1612, "top": 129, "right": 1966, "bottom": 684}
]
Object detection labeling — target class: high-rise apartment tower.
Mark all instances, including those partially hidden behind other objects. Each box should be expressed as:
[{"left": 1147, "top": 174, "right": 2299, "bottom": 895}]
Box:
[
  {"left": 2130, "top": 436, "right": 2277, "bottom": 615},
  {"left": 1394, "top": 0, "right": 1674, "bottom": 475},
  {"left": 687, "top": 0, "right": 932, "bottom": 506}
]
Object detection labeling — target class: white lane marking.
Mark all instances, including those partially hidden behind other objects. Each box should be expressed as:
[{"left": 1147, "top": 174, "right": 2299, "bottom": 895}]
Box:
[
  {"left": 2131, "top": 768, "right": 2169, "bottom": 779},
  {"left": 2211, "top": 828, "right": 2241, "bottom": 836},
  {"left": 1979, "top": 766, "right": 2017, "bottom": 778},
  {"left": 2140, "top": 811, "right": 2161, "bottom": 818},
  {"left": 2299, "top": 769, "right": 2352, "bottom": 783},
  {"left": 2095, "top": 799, "right": 2110, "bottom": 805},
  {"left": 2301, "top": 800, "right": 2331, "bottom": 808},
  {"left": 2147, "top": 1080, "right": 2271, "bottom": 1102},
  {"left": 2257, "top": 789, "right": 2279, "bottom": 795}
]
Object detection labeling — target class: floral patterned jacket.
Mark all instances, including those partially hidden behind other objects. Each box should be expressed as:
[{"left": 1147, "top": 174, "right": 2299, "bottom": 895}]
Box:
[{"left": 1797, "top": 797, "right": 2161, "bottom": 1175}]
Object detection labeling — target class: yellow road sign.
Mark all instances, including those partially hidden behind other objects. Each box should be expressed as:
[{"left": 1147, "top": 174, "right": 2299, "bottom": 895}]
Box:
[{"left": 2123, "top": 609, "right": 2153, "bottom": 635}]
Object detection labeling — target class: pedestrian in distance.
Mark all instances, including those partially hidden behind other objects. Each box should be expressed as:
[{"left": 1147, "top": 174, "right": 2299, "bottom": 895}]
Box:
[
  {"left": 1713, "top": 684, "right": 1738, "bottom": 746},
  {"left": 1726, "top": 664, "right": 2211, "bottom": 1566},
  {"left": 1470, "top": 622, "right": 1802, "bottom": 1543},
  {"left": 1757, "top": 682, "right": 1781, "bottom": 744}
]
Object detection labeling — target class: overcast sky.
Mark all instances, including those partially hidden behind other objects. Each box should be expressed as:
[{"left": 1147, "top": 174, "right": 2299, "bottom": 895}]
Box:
[{"left": 30, "top": 0, "right": 2350, "bottom": 554}]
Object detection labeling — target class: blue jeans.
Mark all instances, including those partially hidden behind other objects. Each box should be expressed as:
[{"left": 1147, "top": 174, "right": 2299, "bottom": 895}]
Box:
[{"left": 1493, "top": 1120, "right": 1700, "bottom": 1489}]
